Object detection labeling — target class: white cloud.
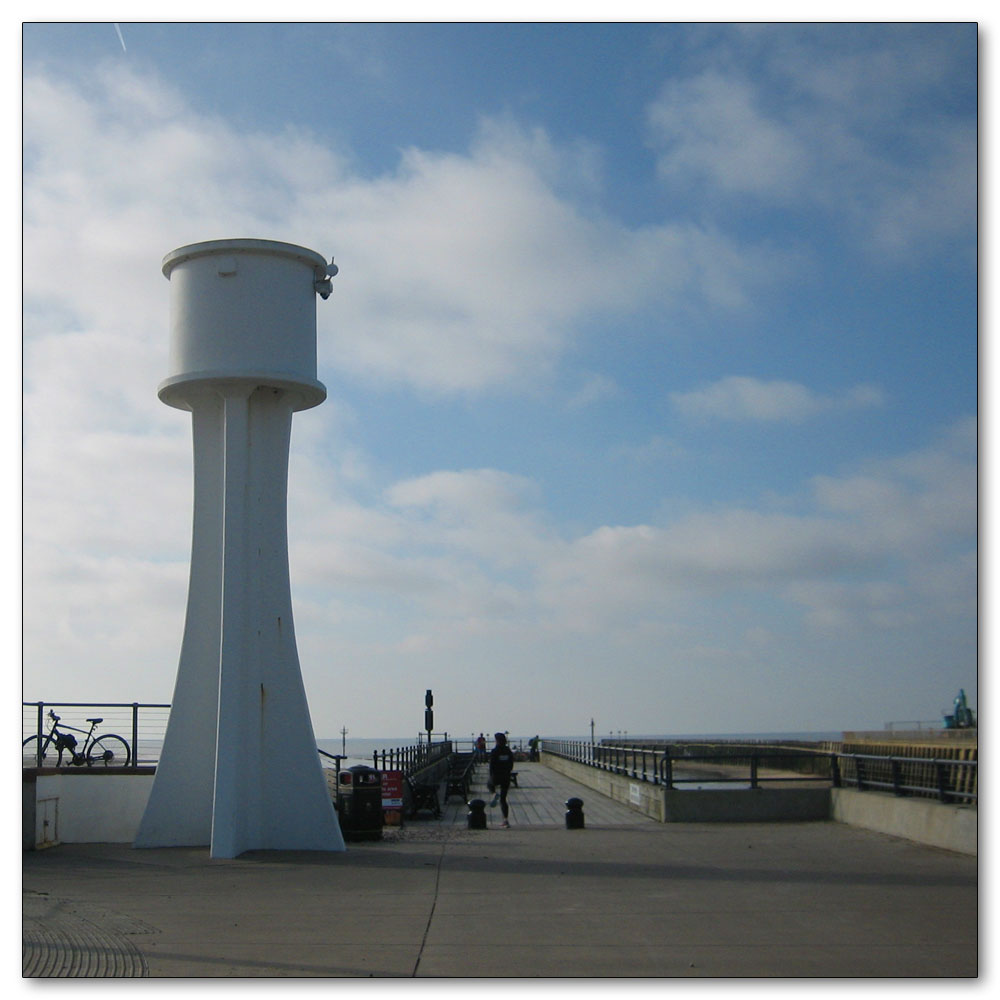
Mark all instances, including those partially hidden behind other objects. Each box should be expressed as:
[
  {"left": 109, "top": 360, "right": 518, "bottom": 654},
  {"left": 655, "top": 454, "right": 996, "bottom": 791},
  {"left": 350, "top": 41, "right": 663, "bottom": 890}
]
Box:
[
  {"left": 23, "top": 63, "right": 777, "bottom": 401},
  {"left": 18, "top": 59, "right": 785, "bottom": 705},
  {"left": 19, "top": 54, "right": 975, "bottom": 733},
  {"left": 279, "top": 413, "right": 974, "bottom": 733},
  {"left": 293, "top": 418, "right": 974, "bottom": 648},
  {"left": 646, "top": 71, "right": 807, "bottom": 197},
  {"left": 670, "top": 375, "right": 885, "bottom": 422},
  {"left": 644, "top": 40, "right": 976, "bottom": 256},
  {"left": 565, "top": 373, "right": 619, "bottom": 409}
]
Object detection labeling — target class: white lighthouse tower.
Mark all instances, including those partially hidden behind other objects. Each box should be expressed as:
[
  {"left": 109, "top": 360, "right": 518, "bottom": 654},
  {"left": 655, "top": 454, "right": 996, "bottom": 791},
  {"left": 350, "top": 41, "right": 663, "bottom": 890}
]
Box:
[{"left": 135, "top": 239, "right": 345, "bottom": 857}]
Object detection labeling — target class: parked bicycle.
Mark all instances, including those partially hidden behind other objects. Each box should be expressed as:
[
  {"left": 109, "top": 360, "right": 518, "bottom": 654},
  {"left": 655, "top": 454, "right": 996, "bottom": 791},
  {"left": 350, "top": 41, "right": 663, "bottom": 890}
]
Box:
[{"left": 22, "top": 710, "right": 132, "bottom": 768}]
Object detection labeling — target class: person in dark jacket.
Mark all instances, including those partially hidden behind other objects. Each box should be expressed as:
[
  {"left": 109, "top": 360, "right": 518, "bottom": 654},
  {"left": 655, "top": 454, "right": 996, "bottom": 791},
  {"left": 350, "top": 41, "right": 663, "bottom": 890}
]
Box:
[{"left": 488, "top": 732, "right": 515, "bottom": 828}]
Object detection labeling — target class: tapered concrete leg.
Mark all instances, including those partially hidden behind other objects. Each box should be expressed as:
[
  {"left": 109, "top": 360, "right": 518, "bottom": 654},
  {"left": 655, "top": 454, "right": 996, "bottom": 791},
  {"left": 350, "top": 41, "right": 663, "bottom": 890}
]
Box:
[{"left": 136, "top": 386, "right": 344, "bottom": 856}]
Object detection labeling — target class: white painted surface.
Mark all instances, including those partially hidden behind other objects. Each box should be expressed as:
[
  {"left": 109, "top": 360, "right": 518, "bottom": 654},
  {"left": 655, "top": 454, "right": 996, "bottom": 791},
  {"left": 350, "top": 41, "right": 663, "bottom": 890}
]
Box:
[
  {"left": 158, "top": 239, "right": 328, "bottom": 412},
  {"left": 35, "top": 774, "right": 155, "bottom": 845},
  {"left": 135, "top": 240, "right": 345, "bottom": 857}
]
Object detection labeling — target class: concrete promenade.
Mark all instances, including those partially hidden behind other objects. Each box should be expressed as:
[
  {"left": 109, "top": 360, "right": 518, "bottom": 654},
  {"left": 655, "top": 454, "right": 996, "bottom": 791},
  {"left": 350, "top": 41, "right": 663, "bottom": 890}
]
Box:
[{"left": 22, "top": 763, "right": 978, "bottom": 978}]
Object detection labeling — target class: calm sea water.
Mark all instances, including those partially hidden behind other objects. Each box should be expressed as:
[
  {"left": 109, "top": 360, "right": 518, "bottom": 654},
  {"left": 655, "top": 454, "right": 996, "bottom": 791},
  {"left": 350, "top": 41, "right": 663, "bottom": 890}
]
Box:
[{"left": 315, "top": 737, "right": 418, "bottom": 770}]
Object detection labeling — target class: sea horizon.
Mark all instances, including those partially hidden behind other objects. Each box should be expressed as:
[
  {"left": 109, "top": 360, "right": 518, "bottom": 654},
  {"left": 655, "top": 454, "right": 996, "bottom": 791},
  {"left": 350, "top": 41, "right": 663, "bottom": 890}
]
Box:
[{"left": 315, "top": 729, "right": 850, "bottom": 770}]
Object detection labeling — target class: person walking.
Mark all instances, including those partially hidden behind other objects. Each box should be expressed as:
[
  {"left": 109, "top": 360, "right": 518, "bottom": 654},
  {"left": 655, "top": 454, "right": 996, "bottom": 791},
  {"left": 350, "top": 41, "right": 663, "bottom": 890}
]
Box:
[{"left": 488, "top": 732, "right": 516, "bottom": 828}]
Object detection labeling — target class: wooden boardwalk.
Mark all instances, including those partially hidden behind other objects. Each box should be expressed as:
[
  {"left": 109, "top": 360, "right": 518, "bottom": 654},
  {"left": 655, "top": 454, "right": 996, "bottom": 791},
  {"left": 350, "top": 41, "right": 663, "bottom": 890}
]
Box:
[{"left": 436, "top": 760, "right": 656, "bottom": 828}]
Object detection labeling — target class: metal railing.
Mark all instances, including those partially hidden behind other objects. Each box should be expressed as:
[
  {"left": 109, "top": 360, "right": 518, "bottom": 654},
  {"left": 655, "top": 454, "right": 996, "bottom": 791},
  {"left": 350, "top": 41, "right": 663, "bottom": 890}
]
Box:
[
  {"left": 371, "top": 740, "right": 452, "bottom": 776},
  {"left": 22, "top": 701, "right": 171, "bottom": 768},
  {"left": 833, "top": 752, "right": 977, "bottom": 804},
  {"left": 541, "top": 739, "right": 977, "bottom": 805},
  {"left": 317, "top": 740, "right": 453, "bottom": 778}
]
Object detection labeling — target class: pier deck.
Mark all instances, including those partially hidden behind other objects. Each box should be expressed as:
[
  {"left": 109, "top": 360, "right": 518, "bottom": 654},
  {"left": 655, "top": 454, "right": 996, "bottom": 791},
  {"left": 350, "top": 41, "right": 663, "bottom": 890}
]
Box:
[
  {"left": 435, "top": 759, "right": 656, "bottom": 828},
  {"left": 23, "top": 761, "right": 977, "bottom": 978}
]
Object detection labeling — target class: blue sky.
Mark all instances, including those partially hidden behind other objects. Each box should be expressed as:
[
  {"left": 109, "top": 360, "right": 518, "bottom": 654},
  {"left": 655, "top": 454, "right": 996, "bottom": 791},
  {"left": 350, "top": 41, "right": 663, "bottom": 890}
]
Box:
[{"left": 21, "top": 21, "right": 978, "bottom": 739}]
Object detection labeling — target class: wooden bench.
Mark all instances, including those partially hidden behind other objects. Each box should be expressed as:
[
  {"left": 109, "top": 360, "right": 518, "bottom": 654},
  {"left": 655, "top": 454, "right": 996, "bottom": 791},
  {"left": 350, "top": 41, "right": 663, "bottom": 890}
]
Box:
[
  {"left": 489, "top": 771, "right": 519, "bottom": 790},
  {"left": 405, "top": 775, "right": 442, "bottom": 819},
  {"left": 444, "top": 756, "right": 476, "bottom": 803}
]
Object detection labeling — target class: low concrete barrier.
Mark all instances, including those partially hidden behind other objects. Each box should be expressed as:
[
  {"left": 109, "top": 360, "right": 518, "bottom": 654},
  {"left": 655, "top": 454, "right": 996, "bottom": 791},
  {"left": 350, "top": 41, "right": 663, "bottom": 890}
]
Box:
[
  {"left": 23, "top": 770, "right": 156, "bottom": 849},
  {"left": 831, "top": 787, "right": 977, "bottom": 856},
  {"left": 663, "top": 787, "right": 830, "bottom": 822},
  {"left": 542, "top": 752, "right": 827, "bottom": 822},
  {"left": 542, "top": 750, "right": 666, "bottom": 820},
  {"left": 541, "top": 752, "right": 977, "bottom": 853}
]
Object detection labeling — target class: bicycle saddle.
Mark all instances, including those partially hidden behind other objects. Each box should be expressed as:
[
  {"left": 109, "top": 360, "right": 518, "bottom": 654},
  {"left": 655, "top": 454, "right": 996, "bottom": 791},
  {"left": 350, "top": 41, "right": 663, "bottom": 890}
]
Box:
[{"left": 86, "top": 717, "right": 104, "bottom": 724}]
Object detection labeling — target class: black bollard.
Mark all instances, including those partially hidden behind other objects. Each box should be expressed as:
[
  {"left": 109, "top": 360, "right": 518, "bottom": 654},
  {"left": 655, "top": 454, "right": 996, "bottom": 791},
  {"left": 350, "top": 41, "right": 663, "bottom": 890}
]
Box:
[
  {"left": 565, "top": 797, "right": 584, "bottom": 829},
  {"left": 467, "top": 798, "right": 487, "bottom": 829}
]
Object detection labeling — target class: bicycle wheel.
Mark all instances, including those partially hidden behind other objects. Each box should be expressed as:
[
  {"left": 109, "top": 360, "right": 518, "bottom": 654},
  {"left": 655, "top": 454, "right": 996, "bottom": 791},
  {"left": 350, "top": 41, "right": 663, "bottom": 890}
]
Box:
[
  {"left": 22, "top": 735, "right": 51, "bottom": 767},
  {"left": 86, "top": 734, "right": 131, "bottom": 767}
]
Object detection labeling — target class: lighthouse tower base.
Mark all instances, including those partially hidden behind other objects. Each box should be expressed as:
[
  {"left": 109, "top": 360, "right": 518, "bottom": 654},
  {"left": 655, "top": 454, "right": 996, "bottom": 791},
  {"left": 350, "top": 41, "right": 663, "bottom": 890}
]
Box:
[{"left": 135, "top": 386, "right": 345, "bottom": 857}]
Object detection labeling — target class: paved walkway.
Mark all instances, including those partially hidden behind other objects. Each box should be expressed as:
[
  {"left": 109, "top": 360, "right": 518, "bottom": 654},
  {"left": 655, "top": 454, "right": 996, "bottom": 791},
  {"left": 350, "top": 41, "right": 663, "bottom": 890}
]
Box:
[
  {"left": 437, "top": 759, "right": 657, "bottom": 827},
  {"left": 22, "top": 763, "right": 978, "bottom": 978}
]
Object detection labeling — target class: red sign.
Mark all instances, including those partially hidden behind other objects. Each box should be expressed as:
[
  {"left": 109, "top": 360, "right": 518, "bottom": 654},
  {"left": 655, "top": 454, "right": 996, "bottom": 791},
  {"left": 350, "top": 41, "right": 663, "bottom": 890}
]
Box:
[{"left": 381, "top": 770, "right": 404, "bottom": 809}]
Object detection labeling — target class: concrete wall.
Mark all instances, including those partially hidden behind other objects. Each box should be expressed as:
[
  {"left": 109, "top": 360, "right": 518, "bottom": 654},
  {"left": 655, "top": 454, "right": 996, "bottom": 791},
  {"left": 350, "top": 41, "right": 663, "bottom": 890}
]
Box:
[
  {"left": 542, "top": 750, "right": 666, "bottom": 820},
  {"left": 831, "top": 787, "right": 977, "bottom": 856},
  {"left": 543, "top": 751, "right": 828, "bottom": 823},
  {"left": 541, "top": 754, "right": 977, "bottom": 853},
  {"left": 663, "top": 787, "right": 831, "bottom": 822},
  {"left": 24, "top": 772, "right": 156, "bottom": 848}
]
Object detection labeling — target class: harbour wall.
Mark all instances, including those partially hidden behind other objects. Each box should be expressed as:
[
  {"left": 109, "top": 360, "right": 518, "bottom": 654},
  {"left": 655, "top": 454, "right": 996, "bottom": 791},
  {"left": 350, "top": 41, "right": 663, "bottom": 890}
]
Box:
[
  {"left": 540, "top": 752, "right": 976, "bottom": 855},
  {"left": 540, "top": 751, "right": 828, "bottom": 823}
]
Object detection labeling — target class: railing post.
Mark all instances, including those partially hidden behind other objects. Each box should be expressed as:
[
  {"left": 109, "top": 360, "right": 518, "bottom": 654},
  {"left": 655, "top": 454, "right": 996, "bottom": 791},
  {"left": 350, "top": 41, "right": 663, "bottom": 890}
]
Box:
[
  {"left": 662, "top": 753, "right": 674, "bottom": 790},
  {"left": 891, "top": 758, "right": 903, "bottom": 796},
  {"left": 35, "top": 702, "right": 44, "bottom": 767},
  {"left": 750, "top": 755, "right": 759, "bottom": 789},
  {"left": 831, "top": 753, "right": 841, "bottom": 788},
  {"left": 935, "top": 761, "right": 950, "bottom": 803},
  {"left": 132, "top": 703, "right": 140, "bottom": 767},
  {"left": 856, "top": 757, "right": 866, "bottom": 791}
]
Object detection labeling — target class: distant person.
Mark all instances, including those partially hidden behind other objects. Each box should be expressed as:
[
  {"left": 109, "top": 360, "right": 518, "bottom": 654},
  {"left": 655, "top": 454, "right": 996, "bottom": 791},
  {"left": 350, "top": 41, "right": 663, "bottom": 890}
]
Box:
[
  {"left": 475, "top": 733, "right": 487, "bottom": 761},
  {"left": 529, "top": 735, "right": 540, "bottom": 762},
  {"left": 488, "top": 732, "right": 516, "bottom": 828}
]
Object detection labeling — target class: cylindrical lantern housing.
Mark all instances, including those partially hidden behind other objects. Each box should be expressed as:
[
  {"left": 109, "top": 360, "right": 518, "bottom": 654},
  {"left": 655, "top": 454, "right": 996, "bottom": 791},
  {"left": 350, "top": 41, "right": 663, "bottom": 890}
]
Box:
[{"left": 158, "top": 239, "right": 329, "bottom": 412}]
